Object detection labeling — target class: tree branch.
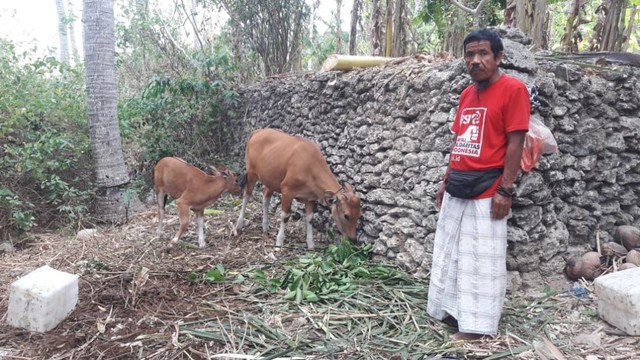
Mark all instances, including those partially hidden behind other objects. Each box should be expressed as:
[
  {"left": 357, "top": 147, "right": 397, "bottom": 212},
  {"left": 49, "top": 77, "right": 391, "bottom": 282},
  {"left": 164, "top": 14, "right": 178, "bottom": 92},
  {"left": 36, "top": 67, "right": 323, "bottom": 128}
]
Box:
[{"left": 450, "top": 0, "right": 491, "bottom": 27}]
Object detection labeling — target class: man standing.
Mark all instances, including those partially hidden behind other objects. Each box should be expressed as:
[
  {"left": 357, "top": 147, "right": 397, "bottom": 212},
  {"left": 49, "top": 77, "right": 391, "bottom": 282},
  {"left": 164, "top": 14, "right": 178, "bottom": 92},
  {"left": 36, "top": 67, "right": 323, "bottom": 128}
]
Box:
[{"left": 426, "top": 28, "right": 530, "bottom": 341}]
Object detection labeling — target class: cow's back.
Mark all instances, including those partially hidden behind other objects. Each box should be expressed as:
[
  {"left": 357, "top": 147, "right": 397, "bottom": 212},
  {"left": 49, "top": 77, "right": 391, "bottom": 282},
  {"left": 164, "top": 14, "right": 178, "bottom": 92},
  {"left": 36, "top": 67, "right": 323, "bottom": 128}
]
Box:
[
  {"left": 246, "top": 129, "right": 328, "bottom": 192},
  {"left": 154, "top": 157, "right": 200, "bottom": 198}
]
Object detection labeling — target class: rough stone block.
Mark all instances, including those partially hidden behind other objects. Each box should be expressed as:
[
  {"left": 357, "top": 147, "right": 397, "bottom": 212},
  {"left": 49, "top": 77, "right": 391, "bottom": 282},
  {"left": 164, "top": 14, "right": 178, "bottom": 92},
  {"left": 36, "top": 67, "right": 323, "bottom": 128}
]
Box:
[
  {"left": 7, "top": 265, "right": 79, "bottom": 332},
  {"left": 594, "top": 267, "right": 640, "bottom": 335}
]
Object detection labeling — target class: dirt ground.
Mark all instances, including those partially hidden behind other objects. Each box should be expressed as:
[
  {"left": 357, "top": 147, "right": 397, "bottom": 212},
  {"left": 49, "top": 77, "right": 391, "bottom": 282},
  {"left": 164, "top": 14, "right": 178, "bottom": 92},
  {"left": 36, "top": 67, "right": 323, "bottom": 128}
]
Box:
[{"left": 1, "top": 196, "right": 639, "bottom": 360}]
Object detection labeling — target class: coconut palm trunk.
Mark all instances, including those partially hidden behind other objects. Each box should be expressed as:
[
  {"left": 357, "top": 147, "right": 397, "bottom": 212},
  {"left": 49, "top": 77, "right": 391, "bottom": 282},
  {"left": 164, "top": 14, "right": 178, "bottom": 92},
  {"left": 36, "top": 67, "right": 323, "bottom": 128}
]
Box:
[
  {"left": 55, "top": 0, "right": 70, "bottom": 65},
  {"left": 83, "top": 0, "right": 142, "bottom": 223}
]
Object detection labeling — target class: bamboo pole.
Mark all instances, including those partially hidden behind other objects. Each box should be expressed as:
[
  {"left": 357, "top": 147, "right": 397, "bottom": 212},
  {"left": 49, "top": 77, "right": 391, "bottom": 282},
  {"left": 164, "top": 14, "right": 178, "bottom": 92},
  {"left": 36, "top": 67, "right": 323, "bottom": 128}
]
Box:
[{"left": 321, "top": 54, "right": 397, "bottom": 71}]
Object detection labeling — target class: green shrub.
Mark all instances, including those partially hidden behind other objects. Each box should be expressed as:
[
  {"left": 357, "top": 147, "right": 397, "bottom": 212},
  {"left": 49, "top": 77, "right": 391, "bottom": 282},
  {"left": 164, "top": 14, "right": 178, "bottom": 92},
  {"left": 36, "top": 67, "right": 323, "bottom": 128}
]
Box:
[
  {"left": 119, "top": 47, "right": 239, "bottom": 182},
  {"left": 0, "top": 40, "right": 92, "bottom": 238}
]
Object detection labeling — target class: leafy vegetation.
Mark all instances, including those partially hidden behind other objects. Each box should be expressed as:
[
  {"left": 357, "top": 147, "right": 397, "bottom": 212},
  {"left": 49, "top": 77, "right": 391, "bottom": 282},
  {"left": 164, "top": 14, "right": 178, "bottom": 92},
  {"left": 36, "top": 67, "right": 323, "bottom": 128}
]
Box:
[
  {"left": 186, "top": 239, "right": 417, "bottom": 304},
  {"left": 276, "top": 240, "right": 408, "bottom": 303},
  {"left": 113, "top": 1, "right": 240, "bottom": 186},
  {"left": 0, "top": 40, "right": 92, "bottom": 238},
  {"left": 121, "top": 73, "right": 238, "bottom": 178}
]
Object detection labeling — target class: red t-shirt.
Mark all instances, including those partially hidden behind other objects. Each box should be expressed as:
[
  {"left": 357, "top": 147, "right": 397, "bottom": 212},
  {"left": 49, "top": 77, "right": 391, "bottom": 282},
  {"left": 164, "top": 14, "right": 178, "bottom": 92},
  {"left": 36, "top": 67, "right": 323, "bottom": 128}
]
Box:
[{"left": 449, "top": 74, "right": 530, "bottom": 198}]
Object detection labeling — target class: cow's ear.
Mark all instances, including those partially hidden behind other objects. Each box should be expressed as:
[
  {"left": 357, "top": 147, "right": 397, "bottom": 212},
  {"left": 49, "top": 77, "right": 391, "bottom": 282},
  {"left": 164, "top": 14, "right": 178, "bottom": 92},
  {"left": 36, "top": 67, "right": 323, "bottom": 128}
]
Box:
[
  {"left": 343, "top": 182, "right": 354, "bottom": 193},
  {"left": 323, "top": 190, "right": 337, "bottom": 206},
  {"left": 208, "top": 165, "right": 221, "bottom": 176}
]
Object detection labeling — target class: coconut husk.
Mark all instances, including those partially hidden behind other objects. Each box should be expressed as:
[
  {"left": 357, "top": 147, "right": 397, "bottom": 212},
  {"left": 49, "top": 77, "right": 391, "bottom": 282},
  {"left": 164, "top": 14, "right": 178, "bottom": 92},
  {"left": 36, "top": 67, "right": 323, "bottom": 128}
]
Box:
[
  {"left": 563, "top": 253, "right": 603, "bottom": 281},
  {"left": 614, "top": 225, "right": 640, "bottom": 250},
  {"left": 600, "top": 242, "right": 628, "bottom": 257},
  {"left": 581, "top": 251, "right": 603, "bottom": 265},
  {"left": 618, "top": 263, "right": 638, "bottom": 271},
  {"left": 625, "top": 249, "right": 640, "bottom": 266}
]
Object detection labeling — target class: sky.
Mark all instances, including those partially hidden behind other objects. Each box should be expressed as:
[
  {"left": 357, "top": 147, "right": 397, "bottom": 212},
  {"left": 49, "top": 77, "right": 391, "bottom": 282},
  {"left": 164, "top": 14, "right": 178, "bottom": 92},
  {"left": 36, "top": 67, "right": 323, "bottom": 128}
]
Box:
[
  {"left": 0, "top": 0, "right": 353, "bottom": 61},
  {"left": 0, "top": 0, "right": 81, "bottom": 58}
]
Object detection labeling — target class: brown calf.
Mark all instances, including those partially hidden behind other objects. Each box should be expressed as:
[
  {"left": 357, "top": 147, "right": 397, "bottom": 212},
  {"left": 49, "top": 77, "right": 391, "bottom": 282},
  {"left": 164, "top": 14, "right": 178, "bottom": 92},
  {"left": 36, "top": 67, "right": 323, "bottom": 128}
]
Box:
[
  {"left": 235, "top": 129, "right": 361, "bottom": 249},
  {"left": 154, "top": 157, "right": 241, "bottom": 248}
]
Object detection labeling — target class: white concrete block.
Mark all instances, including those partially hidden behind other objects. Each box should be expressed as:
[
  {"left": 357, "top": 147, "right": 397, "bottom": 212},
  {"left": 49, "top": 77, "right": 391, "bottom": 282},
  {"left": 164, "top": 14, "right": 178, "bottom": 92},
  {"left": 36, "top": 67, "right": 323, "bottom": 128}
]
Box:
[
  {"left": 6, "top": 265, "right": 79, "bottom": 332},
  {"left": 593, "top": 267, "right": 640, "bottom": 335}
]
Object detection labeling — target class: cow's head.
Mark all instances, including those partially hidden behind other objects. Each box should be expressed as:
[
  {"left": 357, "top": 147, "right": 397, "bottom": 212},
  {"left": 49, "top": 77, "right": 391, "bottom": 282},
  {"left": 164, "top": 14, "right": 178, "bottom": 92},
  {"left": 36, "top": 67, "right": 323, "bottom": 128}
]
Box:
[
  {"left": 327, "top": 183, "right": 361, "bottom": 241},
  {"left": 212, "top": 164, "right": 242, "bottom": 195}
]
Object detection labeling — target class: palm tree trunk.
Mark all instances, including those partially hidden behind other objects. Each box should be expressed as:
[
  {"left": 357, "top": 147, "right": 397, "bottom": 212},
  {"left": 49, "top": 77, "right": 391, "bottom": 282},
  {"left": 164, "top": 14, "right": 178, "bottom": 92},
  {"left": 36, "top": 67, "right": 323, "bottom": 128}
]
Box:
[
  {"left": 55, "top": 0, "right": 70, "bottom": 65},
  {"left": 621, "top": 5, "right": 638, "bottom": 51},
  {"left": 385, "top": 0, "right": 393, "bottom": 57},
  {"left": 349, "top": 0, "right": 361, "bottom": 55},
  {"left": 83, "top": 0, "right": 142, "bottom": 223},
  {"left": 371, "top": 0, "right": 383, "bottom": 56},
  {"left": 391, "top": 0, "right": 405, "bottom": 57},
  {"left": 67, "top": 0, "right": 80, "bottom": 64},
  {"left": 601, "top": 0, "right": 624, "bottom": 51},
  {"left": 504, "top": 0, "right": 549, "bottom": 50},
  {"left": 336, "top": 0, "right": 343, "bottom": 54}
]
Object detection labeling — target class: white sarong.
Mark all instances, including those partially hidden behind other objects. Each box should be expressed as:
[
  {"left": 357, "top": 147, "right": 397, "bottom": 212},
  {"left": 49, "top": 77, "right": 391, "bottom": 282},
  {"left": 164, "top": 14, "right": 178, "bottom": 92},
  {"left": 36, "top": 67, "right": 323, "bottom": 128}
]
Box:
[{"left": 426, "top": 192, "right": 508, "bottom": 335}]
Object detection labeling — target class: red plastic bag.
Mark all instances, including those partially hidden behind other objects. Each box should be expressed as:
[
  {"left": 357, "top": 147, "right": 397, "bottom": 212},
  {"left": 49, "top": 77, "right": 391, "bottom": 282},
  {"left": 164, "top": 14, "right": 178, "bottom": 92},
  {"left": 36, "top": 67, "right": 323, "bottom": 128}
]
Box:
[{"left": 521, "top": 114, "right": 558, "bottom": 172}]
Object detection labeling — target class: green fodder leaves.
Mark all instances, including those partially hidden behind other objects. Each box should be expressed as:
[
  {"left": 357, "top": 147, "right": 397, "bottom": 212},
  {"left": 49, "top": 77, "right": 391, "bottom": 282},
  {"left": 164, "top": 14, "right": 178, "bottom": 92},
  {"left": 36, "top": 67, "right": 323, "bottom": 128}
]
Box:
[{"left": 253, "top": 240, "right": 416, "bottom": 304}]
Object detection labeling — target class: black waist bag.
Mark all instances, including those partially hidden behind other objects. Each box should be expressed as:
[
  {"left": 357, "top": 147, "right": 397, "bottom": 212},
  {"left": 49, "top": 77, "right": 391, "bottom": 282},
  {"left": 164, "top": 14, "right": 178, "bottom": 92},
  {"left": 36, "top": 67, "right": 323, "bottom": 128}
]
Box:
[{"left": 445, "top": 168, "right": 503, "bottom": 199}]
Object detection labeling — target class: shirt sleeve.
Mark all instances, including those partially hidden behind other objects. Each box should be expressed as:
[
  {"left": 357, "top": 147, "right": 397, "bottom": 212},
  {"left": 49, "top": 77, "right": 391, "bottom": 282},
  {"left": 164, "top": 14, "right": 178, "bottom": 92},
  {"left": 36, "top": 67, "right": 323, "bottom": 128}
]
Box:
[{"left": 505, "top": 82, "right": 531, "bottom": 133}]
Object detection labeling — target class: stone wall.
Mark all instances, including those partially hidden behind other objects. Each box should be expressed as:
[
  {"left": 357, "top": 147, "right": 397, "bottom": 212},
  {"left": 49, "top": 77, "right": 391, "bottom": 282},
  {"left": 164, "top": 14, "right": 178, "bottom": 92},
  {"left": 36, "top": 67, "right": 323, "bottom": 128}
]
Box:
[{"left": 226, "top": 32, "right": 640, "bottom": 285}]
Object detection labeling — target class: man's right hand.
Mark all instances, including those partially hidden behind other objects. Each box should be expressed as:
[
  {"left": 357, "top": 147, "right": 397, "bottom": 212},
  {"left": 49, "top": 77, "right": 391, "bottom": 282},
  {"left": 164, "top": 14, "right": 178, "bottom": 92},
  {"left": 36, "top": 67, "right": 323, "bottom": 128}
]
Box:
[{"left": 436, "top": 184, "right": 445, "bottom": 208}]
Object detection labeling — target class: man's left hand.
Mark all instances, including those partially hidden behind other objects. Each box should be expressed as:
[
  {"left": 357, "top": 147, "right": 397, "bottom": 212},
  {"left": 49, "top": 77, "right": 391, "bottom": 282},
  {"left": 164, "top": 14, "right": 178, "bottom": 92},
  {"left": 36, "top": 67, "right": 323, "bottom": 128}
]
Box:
[{"left": 491, "top": 193, "right": 511, "bottom": 220}]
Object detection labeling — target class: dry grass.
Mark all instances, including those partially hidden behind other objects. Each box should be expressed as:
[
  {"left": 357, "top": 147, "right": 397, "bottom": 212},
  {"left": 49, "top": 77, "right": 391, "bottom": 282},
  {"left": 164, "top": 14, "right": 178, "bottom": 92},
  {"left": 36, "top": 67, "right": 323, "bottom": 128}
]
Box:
[{"left": 1, "top": 196, "right": 638, "bottom": 359}]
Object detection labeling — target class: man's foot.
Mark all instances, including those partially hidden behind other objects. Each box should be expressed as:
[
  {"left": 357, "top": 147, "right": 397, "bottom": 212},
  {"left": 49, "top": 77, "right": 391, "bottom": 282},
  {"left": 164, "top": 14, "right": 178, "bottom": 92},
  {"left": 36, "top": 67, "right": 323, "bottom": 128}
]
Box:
[
  {"left": 441, "top": 315, "right": 458, "bottom": 328},
  {"left": 451, "top": 332, "right": 488, "bottom": 341}
]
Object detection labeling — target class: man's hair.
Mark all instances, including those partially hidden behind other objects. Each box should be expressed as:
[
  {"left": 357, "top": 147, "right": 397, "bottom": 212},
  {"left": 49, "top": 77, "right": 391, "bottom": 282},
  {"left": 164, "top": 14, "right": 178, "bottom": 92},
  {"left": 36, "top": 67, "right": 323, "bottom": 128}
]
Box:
[{"left": 463, "top": 28, "right": 504, "bottom": 58}]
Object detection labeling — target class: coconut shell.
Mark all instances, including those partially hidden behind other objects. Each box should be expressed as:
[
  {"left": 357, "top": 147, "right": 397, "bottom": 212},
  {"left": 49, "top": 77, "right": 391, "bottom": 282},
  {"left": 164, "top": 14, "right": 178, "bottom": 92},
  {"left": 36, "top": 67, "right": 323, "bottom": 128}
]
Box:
[
  {"left": 626, "top": 249, "right": 640, "bottom": 266},
  {"left": 581, "top": 251, "right": 604, "bottom": 265},
  {"left": 600, "top": 242, "right": 628, "bottom": 257},
  {"left": 614, "top": 225, "right": 640, "bottom": 251},
  {"left": 564, "top": 255, "right": 602, "bottom": 281},
  {"left": 618, "top": 263, "right": 638, "bottom": 271}
]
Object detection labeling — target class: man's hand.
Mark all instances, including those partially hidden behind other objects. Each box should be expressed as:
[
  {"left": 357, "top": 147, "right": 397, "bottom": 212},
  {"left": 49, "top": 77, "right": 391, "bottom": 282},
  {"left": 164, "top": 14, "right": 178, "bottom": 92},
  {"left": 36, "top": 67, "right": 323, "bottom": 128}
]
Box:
[
  {"left": 491, "top": 193, "right": 511, "bottom": 220},
  {"left": 436, "top": 184, "right": 446, "bottom": 208}
]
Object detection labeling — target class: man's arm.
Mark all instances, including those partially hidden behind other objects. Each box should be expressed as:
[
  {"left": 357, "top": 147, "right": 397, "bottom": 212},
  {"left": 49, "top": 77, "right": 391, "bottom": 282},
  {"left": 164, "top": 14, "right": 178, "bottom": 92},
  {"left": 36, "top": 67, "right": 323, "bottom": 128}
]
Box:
[
  {"left": 491, "top": 130, "right": 527, "bottom": 220},
  {"left": 435, "top": 140, "right": 456, "bottom": 208}
]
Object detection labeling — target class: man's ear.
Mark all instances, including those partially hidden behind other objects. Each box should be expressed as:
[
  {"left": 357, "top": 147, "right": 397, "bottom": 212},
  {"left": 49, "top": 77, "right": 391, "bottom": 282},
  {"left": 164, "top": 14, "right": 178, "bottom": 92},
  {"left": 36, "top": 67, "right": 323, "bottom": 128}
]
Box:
[{"left": 495, "top": 51, "right": 504, "bottom": 65}]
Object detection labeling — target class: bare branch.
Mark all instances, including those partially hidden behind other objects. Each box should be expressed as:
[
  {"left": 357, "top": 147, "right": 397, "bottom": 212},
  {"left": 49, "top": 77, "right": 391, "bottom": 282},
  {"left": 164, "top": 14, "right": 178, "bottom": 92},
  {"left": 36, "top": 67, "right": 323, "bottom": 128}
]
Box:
[{"left": 449, "top": 0, "right": 491, "bottom": 27}]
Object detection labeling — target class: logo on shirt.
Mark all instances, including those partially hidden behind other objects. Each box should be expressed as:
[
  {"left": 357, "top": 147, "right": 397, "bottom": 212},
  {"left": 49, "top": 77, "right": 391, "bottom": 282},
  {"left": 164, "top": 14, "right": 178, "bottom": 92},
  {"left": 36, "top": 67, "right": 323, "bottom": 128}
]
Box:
[{"left": 452, "top": 107, "right": 486, "bottom": 158}]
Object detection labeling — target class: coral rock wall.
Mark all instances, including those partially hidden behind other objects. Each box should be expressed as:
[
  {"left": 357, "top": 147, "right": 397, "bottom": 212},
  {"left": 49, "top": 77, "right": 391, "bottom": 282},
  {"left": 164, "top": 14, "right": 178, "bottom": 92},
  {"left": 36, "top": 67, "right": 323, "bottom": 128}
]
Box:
[{"left": 227, "top": 33, "right": 640, "bottom": 284}]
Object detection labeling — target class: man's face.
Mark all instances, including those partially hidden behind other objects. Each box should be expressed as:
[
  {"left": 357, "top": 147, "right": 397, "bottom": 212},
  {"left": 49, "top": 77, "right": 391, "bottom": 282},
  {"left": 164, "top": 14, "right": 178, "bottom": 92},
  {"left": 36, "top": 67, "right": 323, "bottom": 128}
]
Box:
[{"left": 464, "top": 40, "right": 502, "bottom": 84}]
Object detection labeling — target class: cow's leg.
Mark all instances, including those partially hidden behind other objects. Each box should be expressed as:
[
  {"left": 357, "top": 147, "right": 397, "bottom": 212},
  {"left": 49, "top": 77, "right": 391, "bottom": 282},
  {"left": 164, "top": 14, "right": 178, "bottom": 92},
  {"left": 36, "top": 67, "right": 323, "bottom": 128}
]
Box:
[
  {"left": 276, "top": 192, "right": 293, "bottom": 247},
  {"left": 236, "top": 196, "right": 249, "bottom": 230},
  {"left": 236, "top": 173, "right": 258, "bottom": 231},
  {"left": 304, "top": 201, "right": 315, "bottom": 250},
  {"left": 195, "top": 209, "right": 206, "bottom": 248},
  {"left": 170, "top": 199, "right": 190, "bottom": 248},
  {"left": 262, "top": 188, "right": 273, "bottom": 233},
  {"left": 156, "top": 190, "right": 165, "bottom": 235}
]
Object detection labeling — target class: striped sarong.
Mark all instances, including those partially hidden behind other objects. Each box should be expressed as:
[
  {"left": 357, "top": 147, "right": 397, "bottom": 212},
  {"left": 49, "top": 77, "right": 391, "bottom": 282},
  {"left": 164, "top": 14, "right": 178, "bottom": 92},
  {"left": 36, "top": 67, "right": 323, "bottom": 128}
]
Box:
[{"left": 427, "top": 192, "right": 508, "bottom": 335}]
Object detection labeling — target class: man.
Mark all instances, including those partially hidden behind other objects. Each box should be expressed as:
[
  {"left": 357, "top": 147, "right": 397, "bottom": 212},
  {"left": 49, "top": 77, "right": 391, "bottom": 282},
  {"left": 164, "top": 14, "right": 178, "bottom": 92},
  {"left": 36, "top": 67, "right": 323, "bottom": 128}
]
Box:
[{"left": 426, "top": 28, "right": 530, "bottom": 341}]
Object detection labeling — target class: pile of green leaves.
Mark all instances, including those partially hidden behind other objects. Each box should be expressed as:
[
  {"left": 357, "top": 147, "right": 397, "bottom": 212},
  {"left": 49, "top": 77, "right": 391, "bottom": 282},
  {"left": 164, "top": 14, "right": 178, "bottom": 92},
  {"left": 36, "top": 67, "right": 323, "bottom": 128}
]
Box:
[
  {"left": 0, "top": 40, "right": 93, "bottom": 238},
  {"left": 183, "top": 240, "right": 414, "bottom": 305},
  {"left": 253, "top": 240, "right": 414, "bottom": 303}
]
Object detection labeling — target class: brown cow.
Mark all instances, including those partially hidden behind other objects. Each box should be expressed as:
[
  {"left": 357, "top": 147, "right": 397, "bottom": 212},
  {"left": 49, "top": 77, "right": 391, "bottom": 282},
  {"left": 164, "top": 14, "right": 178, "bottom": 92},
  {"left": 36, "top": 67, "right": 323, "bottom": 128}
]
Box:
[
  {"left": 154, "top": 157, "right": 241, "bottom": 249},
  {"left": 235, "top": 129, "right": 361, "bottom": 249}
]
